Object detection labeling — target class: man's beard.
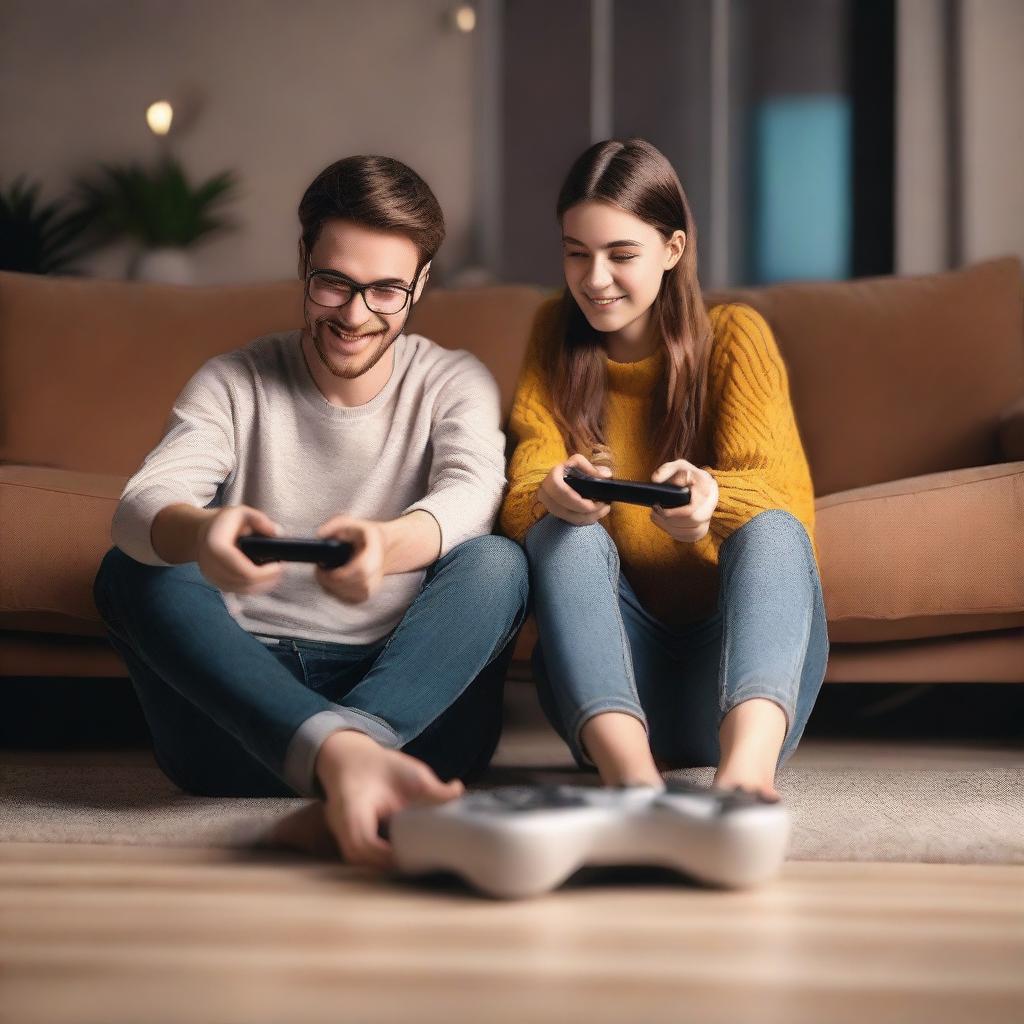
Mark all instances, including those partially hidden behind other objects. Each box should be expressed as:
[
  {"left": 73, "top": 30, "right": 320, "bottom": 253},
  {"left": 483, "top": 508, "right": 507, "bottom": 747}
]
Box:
[{"left": 307, "top": 312, "right": 398, "bottom": 380}]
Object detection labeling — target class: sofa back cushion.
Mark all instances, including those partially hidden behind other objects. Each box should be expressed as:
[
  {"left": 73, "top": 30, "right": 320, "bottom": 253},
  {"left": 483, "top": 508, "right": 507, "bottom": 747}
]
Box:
[
  {"left": 0, "top": 273, "right": 304, "bottom": 475},
  {"left": 0, "top": 271, "right": 551, "bottom": 477},
  {"left": 1, "top": 258, "right": 1021, "bottom": 496},
  {"left": 706, "top": 257, "right": 1023, "bottom": 496}
]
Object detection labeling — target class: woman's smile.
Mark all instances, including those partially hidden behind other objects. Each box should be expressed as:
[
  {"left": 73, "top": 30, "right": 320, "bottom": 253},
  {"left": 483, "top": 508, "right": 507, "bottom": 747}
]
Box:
[{"left": 585, "top": 294, "right": 627, "bottom": 309}]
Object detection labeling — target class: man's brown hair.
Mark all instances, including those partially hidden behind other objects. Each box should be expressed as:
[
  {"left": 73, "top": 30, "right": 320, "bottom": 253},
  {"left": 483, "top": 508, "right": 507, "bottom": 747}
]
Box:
[{"left": 298, "top": 155, "right": 446, "bottom": 272}]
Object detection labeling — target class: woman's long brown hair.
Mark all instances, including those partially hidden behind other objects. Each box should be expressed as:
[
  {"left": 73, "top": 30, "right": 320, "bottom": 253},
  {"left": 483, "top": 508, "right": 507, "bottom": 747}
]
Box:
[{"left": 546, "top": 138, "right": 714, "bottom": 470}]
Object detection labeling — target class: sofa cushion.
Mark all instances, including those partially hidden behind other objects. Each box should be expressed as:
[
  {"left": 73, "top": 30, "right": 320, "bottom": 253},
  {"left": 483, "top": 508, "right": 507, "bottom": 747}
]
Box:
[
  {"left": 6, "top": 458, "right": 1021, "bottom": 653},
  {"left": 0, "top": 273, "right": 303, "bottom": 475},
  {"left": 0, "top": 466, "right": 123, "bottom": 635},
  {"left": 999, "top": 395, "right": 1024, "bottom": 461},
  {"left": 0, "top": 270, "right": 549, "bottom": 477},
  {"left": 816, "top": 462, "right": 1024, "bottom": 642},
  {"left": 706, "top": 256, "right": 1024, "bottom": 497}
]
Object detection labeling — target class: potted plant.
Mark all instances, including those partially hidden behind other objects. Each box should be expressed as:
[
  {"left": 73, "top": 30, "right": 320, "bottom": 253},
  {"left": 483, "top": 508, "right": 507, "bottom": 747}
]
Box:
[
  {"left": 0, "top": 177, "right": 98, "bottom": 275},
  {"left": 75, "top": 157, "right": 239, "bottom": 284}
]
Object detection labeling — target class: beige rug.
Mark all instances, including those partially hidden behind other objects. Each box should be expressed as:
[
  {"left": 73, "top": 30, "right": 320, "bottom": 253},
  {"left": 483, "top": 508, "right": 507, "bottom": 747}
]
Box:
[{"left": 1, "top": 745, "right": 1021, "bottom": 864}]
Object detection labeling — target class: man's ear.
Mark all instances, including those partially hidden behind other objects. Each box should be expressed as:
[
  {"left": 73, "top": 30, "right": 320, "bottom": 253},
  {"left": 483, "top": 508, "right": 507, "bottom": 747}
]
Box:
[
  {"left": 297, "top": 239, "right": 308, "bottom": 280},
  {"left": 412, "top": 261, "right": 432, "bottom": 304},
  {"left": 665, "top": 230, "right": 686, "bottom": 270}
]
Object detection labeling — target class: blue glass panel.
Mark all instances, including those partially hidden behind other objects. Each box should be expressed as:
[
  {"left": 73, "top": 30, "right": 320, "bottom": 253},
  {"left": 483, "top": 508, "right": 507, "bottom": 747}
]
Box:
[{"left": 752, "top": 95, "right": 852, "bottom": 283}]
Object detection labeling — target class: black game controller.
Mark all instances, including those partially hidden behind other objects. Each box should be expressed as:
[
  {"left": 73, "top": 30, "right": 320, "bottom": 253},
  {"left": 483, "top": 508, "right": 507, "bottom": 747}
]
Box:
[
  {"left": 237, "top": 536, "right": 354, "bottom": 569},
  {"left": 564, "top": 466, "right": 691, "bottom": 509}
]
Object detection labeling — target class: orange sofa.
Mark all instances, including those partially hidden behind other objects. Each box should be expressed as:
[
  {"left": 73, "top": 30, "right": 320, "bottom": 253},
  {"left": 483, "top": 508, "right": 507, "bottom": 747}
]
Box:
[{"left": 1, "top": 257, "right": 1022, "bottom": 683}]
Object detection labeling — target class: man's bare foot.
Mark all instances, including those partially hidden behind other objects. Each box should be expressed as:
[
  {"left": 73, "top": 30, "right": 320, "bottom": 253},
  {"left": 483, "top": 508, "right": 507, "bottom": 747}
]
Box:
[
  {"left": 314, "top": 729, "right": 464, "bottom": 870},
  {"left": 268, "top": 801, "right": 338, "bottom": 858}
]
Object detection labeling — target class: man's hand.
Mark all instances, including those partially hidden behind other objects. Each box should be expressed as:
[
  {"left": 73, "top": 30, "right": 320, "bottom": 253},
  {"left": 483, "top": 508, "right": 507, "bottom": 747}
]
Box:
[
  {"left": 537, "top": 453, "right": 613, "bottom": 526},
  {"left": 649, "top": 459, "right": 719, "bottom": 542},
  {"left": 195, "top": 505, "right": 285, "bottom": 595},
  {"left": 315, "top": 730, "right": 464, "bottom": 869},
  {"left": 314, "top": 516, "right": 386, "bottom": 603}
]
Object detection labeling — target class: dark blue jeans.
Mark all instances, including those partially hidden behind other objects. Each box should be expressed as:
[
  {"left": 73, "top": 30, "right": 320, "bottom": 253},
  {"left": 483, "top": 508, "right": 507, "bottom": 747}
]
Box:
[{"left": 93, "top": 535, "right": 530, "bottom": 799}]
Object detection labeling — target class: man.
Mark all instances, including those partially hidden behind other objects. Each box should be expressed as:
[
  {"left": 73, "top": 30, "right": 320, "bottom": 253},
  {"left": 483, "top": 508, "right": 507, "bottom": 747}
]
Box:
[{"left": 94, "top": 155, "right": 529, "bottom": 869}]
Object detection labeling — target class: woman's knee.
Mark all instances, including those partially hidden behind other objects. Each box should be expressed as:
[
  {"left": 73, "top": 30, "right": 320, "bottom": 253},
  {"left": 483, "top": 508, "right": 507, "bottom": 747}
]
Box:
[
  {"left": 523, "top": 515, "right": 615, "bottom": 567},
  {"left": 725, "top": 509, "right": 810, "bottom": 552},
  {"left": 719, "top": 510, "right": 818, "bottom": 587}
]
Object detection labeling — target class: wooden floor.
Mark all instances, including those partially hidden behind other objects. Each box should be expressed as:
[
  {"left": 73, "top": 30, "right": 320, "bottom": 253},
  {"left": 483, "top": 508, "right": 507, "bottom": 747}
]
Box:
[
  {"left": 2, "top": 685, "right": 1022, "bottom": 1024},
  {"left": 1, "top": 843, "right": 1021, "bottom": 1024}
]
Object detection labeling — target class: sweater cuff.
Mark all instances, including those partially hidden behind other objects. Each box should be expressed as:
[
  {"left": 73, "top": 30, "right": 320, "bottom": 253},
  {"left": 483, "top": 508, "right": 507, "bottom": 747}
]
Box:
[
  {"left": 283, "top": 708, "right": 401, "bottom": 799},
  {"left": 110, "top": 488, "right": 189, "bottom": 566},
  {"left": 499, "top": 482, "right": 548, "bottom": 544},
  {"left": 404, "top": 490, "right": 500, "bottom": 559}
]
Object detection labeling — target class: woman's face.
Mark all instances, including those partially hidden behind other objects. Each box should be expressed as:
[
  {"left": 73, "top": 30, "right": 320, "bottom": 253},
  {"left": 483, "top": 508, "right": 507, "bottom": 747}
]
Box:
[{"left": 561, "top": 200, "right": 685, "bottom": 352}]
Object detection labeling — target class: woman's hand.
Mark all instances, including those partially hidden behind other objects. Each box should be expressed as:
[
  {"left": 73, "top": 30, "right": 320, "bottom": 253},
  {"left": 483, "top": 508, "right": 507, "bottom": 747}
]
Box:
[
  {"left": 649, "top": 459, "right": 719, "bottom": 543},
  {"left": 537, "top": 453, "right": 613, "bottom": 526}
]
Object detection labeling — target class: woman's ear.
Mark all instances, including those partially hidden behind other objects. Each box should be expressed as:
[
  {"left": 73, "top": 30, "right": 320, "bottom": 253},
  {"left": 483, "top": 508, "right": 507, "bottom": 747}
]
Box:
[
  {"left": 664, "top": 230, "right": 686, "bottom": 270},
  {"left": 412, "top": 261, "right": 432, "bottom": 303}
]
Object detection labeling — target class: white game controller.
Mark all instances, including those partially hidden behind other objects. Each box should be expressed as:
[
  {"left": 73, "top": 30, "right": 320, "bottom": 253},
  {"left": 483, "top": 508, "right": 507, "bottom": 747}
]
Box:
[{"left": 389, "top": 781, "right": 790, "bottom": 899}]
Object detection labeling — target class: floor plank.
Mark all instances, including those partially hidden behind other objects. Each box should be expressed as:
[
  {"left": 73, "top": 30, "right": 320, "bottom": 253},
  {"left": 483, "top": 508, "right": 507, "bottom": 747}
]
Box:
[{"left": 1, "top": 841, "right": 1021, "bottom": 1024}]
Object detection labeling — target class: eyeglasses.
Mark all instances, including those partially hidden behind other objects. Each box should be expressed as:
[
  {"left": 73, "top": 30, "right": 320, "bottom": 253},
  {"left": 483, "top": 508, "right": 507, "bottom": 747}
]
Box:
[{"left": 305, "top": 269, "right": 415, "bottom": 316}]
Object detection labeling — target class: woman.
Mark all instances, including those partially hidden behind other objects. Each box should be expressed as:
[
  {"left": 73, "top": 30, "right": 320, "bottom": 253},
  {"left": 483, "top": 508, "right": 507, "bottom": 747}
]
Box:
[{"left": 500, "top": 138, "right": 829, "bottom": 799}]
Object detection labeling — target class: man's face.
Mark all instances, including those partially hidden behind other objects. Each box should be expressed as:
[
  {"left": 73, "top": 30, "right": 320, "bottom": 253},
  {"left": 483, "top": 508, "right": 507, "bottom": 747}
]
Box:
[{"left": 301, "top": 219, "right": 425, "bottom": 380}]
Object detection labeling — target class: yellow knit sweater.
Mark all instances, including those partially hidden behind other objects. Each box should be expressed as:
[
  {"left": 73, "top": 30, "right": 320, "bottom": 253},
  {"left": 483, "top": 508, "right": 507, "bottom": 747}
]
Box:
[{"left": 499, "top": 296, "right": 819, "bottom": 629}]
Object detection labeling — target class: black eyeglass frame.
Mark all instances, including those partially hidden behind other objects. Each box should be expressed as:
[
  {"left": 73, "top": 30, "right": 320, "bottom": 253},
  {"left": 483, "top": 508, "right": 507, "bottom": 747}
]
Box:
[{"left": 303, "top": 267, "right": 419, "bottom": 316}]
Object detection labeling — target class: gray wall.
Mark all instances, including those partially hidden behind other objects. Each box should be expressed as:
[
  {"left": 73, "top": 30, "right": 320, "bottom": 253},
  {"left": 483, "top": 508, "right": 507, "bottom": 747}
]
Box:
[
  {"left": 499, "top": 0, "right": 592, "bottom": 286},
  {"left": 0, "top": 0, "right": 477, "bottom": 284},
  {"left": 896, "top": 0, "right": 1024, "bottom": 272},
  {"left": 959, "top": 0, "right": 1024, "bottom": 266}
]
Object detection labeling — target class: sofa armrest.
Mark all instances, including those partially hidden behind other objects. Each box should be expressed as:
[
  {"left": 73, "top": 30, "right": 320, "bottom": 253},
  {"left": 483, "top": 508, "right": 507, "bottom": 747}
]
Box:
[{"left": 997, "top": 395, "right": 1024, "bottom": 461}]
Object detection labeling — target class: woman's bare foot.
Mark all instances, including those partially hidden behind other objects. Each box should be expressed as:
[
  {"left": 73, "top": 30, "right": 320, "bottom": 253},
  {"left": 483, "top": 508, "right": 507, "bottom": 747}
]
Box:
[
  {"left": 713, "top": 698, "right": 787, "bottom": 801},
  {"left": 580, "top": 712, "right": 665, "bottom": 789},
  {"left": 313, "top": 729, "right": 464, "bottom": 870},
  {"left": 712, "top": 771, "right": 781, "bottom": 802}
]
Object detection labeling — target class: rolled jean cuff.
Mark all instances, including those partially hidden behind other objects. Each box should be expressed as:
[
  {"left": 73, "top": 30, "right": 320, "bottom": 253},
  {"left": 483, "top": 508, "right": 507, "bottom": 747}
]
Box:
[
  {"left": 283, "top": 707, "right": 401, "bottom": 798},
  {"left": 570, "top": 698, "right": 650, "bottom": 769},
  {"left": 720, "top": 688, "right": 794, "bottom": 740}
]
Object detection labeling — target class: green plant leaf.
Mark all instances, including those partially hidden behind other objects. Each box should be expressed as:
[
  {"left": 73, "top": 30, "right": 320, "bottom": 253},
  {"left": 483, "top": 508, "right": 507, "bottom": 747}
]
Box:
[
  {"left": 73, "top": 157, "right": 240, "bottom": 249},
  {"left": 0, "top": 175, "right": 101, "bottom": 274}
]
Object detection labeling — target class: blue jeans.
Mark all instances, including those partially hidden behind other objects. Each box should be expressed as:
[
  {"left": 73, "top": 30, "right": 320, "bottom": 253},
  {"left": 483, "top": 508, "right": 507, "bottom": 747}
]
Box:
[
  {"left": 523, "top": 509, "right": 829, "bottom": 769},
  {"left": 93, "top": 535, "right": 530, "bottom": 799}
]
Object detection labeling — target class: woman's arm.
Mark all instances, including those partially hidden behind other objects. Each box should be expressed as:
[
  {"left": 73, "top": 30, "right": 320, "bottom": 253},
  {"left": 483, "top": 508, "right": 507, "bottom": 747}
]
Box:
[
  {"left": 699, "top": 304, "right": 818, "bottom": 557},
  {"left": 498, "top": 298, "right": 571, "bottom": 543}
]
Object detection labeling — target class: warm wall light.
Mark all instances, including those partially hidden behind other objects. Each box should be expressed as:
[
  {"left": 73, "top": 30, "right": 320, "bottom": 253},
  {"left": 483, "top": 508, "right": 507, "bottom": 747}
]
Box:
[
  {"left": 453, "top": 3, "right": 476, "bottom": 33},
  {"left": 145, "top": 100, "right": 174, "bottom": 136}
]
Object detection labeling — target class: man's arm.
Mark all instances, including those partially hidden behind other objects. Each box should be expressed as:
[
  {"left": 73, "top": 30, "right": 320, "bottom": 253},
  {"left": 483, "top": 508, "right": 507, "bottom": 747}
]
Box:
[
  {"left": 315, "top": 354, "right": 503, "bottom": 605},
  {"left": 150, "top": 504, "right": 219, "bottom": 564},
  {"left": 378, "top": 509, "right": 442, "bottom": 574},
  {"left": 112, "top": 358, "right": 239, "bottom": 565},
  {"left": 400, "top": 353, "right": 507, "bottom": 557}
]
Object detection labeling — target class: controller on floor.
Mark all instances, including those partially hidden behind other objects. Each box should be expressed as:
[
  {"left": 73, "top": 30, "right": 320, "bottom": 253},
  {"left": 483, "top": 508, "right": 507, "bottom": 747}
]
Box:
[
  {"left": 563, "top": 466, "right": 691, "bottom": 509},
  {"left": 389, "top": 781, "right": 790, "bottom": 899}
]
